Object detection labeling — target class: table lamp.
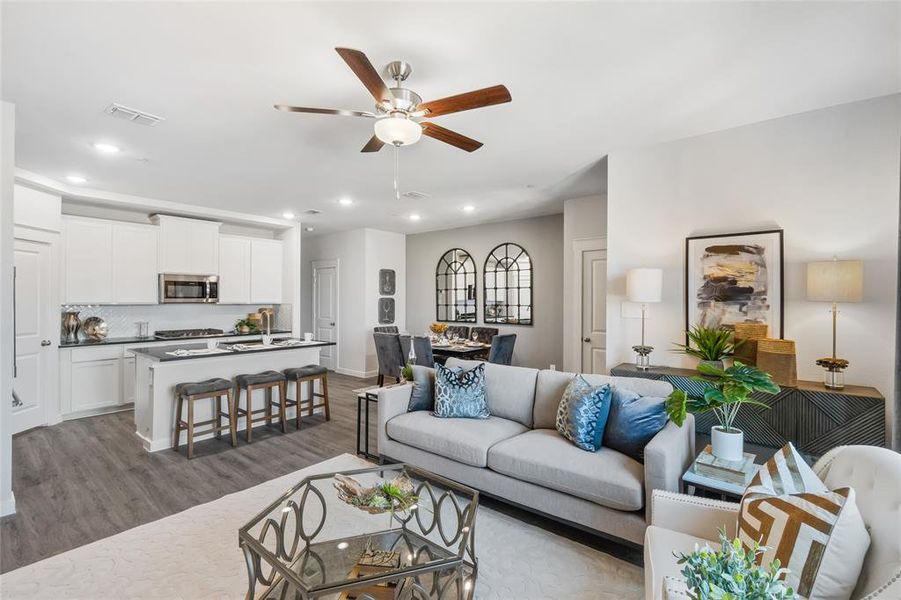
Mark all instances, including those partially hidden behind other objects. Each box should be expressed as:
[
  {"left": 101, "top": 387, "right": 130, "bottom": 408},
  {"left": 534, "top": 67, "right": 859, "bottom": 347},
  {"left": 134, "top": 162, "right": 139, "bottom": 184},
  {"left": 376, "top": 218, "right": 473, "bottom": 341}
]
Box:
[
  {"left": 806, "top": 258, "right": 863, "bottom": 389},
  {"left": 626, "top": 268, "right": 663, "bottom": 370}
]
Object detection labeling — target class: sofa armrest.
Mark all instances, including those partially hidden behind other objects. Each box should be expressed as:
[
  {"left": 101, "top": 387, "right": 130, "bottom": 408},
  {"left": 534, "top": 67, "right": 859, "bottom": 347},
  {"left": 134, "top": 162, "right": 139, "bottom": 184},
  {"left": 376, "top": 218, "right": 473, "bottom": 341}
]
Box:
[
  {"left": 376, "top": 384, "right": 414, "bottom": 455},
  {"left": 644, "top": 414, "right": 696, "bottom": 522},
  {"left": 651, "top": 489, "right": 740, "bottom": 539}
]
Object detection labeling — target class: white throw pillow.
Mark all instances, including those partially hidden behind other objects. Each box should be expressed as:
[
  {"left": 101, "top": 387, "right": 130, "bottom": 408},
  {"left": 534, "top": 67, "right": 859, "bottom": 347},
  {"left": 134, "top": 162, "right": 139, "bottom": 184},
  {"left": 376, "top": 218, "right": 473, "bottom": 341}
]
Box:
[{"left": 738, "top": 443, "right": 870, "bottom": 600}]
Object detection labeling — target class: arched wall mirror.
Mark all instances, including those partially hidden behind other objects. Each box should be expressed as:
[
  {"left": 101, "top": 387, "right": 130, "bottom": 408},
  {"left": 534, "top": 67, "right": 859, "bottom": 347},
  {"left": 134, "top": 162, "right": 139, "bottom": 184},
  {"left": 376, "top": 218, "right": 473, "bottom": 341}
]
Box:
[
  {"left": 484, "top": 243, "right": 533, "bottom": 325},
  {"left": 436, "top": 248, "right": 477, "bottom": 323}
]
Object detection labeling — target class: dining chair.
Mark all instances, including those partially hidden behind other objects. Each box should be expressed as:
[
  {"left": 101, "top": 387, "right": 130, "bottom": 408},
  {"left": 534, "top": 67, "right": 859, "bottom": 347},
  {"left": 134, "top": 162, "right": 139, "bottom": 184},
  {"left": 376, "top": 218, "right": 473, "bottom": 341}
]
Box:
[
  {"left": 399, "top": 335, "right": 435, "bottom": 368},
  {"left": 488, "top": 333, "right": 517, "bottom": 365},
  {"left": 373, "top": 326, "right": 399, "bottom": 334},
  {"left": 373, "top": 332, "right": 404, "bottom": 386},
  {"left": 470, "top": 327, "right": 499, "bottom": 344},
  {"left": 445, "top": 325, "right": 471, "bottom": 340}
]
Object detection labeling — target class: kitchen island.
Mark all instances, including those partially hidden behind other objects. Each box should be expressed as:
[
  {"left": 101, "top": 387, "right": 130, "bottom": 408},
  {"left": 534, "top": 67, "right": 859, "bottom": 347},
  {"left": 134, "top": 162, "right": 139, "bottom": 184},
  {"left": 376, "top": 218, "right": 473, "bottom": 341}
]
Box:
[{"left": 131, "top": 339, "right": 335, "bottom": 452}]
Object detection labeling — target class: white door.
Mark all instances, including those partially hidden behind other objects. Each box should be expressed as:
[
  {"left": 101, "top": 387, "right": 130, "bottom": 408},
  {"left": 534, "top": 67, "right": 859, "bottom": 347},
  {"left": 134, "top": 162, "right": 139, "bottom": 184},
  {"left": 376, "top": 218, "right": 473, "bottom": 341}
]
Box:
[
  {"left": 581, "top": 248, "right": 607, "bottom": 374},
  {"left": 312, "top": 261, "right": 338, "bottom": 371},
  {"left": 13, "top": 238, "right": 52, "bottom": 433}
]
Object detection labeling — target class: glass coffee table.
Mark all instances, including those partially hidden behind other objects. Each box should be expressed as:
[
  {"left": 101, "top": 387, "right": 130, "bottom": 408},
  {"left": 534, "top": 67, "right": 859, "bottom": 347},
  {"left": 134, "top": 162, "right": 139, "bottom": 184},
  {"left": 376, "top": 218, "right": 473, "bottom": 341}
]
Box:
[{"left": 239, "top": 463, "right": 479, "bottom": 599}]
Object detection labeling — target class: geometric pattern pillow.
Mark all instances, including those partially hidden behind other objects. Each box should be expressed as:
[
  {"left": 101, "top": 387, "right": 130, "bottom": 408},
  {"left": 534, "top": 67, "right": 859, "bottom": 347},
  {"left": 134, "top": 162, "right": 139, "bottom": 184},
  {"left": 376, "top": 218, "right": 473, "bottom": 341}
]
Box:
[
  {"left": 555, "top": 376, "right": 611, "bottom": 451},
  {"left": 433, "top": 362, "right": 489, "bottom": 419},
  {"left": 738, "top": 443, "right": 870, "bottom": 599}
]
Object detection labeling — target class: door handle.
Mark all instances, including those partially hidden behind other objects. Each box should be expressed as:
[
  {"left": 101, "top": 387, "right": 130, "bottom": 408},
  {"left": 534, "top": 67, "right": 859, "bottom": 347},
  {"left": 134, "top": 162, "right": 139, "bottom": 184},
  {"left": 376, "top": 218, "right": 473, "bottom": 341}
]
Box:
[
  {"left": 330, "top": 322, "right": 336, "bottom": 326},
  {"left": 583, "top": 337, "right": 591, "bottom": 343},
  {"left": 41, "top": 340, "right": 52, "bottom": 346}
]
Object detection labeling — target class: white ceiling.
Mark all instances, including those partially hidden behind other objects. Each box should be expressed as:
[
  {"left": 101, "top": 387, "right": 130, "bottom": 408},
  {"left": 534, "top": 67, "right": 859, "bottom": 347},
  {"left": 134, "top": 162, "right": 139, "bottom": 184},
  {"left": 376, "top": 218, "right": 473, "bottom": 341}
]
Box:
[{"left": 3, "top": 2, "right": 899, "bottom": 235}]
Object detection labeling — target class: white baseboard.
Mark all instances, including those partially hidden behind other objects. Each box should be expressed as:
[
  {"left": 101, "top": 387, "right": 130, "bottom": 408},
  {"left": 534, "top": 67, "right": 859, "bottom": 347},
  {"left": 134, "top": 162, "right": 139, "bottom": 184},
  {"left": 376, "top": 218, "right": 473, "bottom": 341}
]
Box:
[
  {"left": 1, "top": 491, "right": 16, "bottom": 517},
  {"left": 335, "top": 367, "right": 378, "bottom": 379}
]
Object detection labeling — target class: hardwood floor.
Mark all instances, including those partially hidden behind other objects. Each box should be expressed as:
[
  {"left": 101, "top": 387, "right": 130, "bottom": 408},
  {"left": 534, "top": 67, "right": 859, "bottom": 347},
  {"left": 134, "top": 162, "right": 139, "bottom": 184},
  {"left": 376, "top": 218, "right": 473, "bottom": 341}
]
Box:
[{"left": 0, "top": 371, "right": 380, "bottom": 574}]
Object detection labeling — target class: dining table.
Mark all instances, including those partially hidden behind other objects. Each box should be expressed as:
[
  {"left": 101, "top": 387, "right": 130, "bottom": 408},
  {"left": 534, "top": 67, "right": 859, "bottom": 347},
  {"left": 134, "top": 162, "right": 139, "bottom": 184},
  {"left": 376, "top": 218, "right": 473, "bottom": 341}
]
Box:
[{"left": 429, "top": 340, "right": 491, "bottom": 362}]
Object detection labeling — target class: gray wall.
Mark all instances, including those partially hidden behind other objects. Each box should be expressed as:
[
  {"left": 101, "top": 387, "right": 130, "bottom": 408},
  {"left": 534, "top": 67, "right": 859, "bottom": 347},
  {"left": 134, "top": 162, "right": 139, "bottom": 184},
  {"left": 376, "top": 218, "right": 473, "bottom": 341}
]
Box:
[{"left": 406, "top": 214, "right": 564, "bottom": 370}]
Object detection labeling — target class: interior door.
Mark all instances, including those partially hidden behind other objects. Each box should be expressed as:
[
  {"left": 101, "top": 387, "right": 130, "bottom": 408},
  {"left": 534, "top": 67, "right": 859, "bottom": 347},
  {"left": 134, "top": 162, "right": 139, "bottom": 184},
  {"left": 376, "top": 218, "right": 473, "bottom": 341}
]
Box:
[
  {"left": 13, "top": 238, "right": 52, "bottom": 433},
  {"left": 581, "top": 248, "right": 607, "bottom": 374},
  {"left": 313, "top": 263, "right": 338, "bottom": 371}
]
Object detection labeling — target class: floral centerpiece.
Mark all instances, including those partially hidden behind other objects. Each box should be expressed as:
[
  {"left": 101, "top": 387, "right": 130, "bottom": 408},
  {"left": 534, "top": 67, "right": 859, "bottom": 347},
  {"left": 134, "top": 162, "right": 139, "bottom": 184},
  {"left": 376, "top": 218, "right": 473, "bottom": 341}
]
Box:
[
  {"left": 429, "top": 322, "right": 449, "bottom": 336},
  {"left": 334, "top": 474, "right": 418, "bottom": 515}
]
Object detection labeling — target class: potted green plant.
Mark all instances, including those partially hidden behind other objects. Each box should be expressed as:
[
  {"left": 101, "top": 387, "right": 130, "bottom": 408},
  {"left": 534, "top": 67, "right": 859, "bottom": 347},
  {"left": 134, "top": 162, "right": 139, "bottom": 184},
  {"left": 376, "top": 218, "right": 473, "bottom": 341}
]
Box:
[
  {"left": 400, "top": 361, "right": 413, "bottom": 383},
  {"left": 235, "top": 318, "right": 258, "bottom": 334},
  {"left": 666, "top": 361, "right": 779, "bottom": 461},
  {"left": 673, "top": 325, "right": 742, "bottom": 370},
  {"left": 676, "top": 528, "right": 795, "bottom": 599}
]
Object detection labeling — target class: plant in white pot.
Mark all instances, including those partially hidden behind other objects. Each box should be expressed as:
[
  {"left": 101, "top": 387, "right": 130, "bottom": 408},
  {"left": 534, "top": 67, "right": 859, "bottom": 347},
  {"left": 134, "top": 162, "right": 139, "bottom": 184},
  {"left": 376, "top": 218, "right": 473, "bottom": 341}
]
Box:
[{"left": 666, "top": 361, "right": 780, "bottom": 461}]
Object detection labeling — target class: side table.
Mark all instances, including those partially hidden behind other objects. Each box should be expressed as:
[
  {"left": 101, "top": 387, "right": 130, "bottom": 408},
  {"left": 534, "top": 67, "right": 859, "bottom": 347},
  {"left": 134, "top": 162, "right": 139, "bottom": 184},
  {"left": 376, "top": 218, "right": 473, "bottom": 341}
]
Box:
[{"left": 353, "top": 383, "right": 407, "bottom": 460}]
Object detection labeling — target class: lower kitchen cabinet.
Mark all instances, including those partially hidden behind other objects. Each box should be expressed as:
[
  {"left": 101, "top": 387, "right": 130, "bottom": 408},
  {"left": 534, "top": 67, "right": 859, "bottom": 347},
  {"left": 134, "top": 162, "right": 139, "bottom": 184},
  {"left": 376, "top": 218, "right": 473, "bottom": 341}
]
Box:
[
  {"left": 70, "top": 359, "right": 121, "bottom": 413},
  {"left": 60, "top": 346, "right": 131, "bottom": 418}
]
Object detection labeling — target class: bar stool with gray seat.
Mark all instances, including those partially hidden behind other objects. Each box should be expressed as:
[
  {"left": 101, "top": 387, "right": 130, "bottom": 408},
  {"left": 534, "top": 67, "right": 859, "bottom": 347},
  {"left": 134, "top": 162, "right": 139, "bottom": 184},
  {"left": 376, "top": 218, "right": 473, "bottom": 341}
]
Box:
[
  {"left": 283, "top": 365, "right": 331, "bottom": 428},
  {"left": 234, "top": 370, "right": 288, "bottom": 443},
  {"left": 172, "top": 377, "right": 237, "bottom": 459}
]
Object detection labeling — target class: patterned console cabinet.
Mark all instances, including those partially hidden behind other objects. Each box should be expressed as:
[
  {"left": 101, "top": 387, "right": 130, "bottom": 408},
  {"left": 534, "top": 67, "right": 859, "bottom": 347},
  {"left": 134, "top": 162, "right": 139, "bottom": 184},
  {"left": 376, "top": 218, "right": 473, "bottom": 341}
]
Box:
[{"left": 610, "top": 363, "right": 886, "bottom": 455}]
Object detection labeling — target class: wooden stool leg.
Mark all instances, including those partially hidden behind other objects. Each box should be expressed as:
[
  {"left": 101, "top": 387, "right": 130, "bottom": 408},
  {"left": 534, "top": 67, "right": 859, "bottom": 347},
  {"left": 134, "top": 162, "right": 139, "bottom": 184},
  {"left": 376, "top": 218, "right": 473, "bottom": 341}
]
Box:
[
  {"left": 245, "top": 385, "right": 253, "bottom": 443},
  {"left": 172, "top": 394, "right": 184, "bottom": 451},
  {"left": 215, "top": 395, "right": 222, "bottom": 439},
  {"left": 265, "top": 386, "right": 273, "bottom": 427},
  {"left": 278, "top": 381, "right": 288, "bottom": 433},
  {"left": 321, "top": 374, "right": 330, "bottom": 421},
  {"left": 294, "top": 379, "right": 302, "bottom": 429},
  {"left": 308, "top": 379, "right": 315, "bottom": 417},
  {"left": 186, "top": 397, "right": 195, "bottom": 459},
  {"left": 227, "top": 388, "right": 237, "bottom": 447}
]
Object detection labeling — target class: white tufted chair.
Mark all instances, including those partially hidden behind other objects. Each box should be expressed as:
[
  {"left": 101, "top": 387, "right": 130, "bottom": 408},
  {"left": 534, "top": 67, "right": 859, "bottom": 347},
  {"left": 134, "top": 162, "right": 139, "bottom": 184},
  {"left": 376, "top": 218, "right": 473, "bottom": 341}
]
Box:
[{"left": 644, "top": 445, "right": 901, "bottom": 599}]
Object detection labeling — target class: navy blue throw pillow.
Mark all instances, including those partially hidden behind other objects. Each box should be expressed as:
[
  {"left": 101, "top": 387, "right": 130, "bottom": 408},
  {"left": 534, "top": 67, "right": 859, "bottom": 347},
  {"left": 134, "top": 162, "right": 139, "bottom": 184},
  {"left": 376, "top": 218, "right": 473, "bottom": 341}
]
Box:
[
  {"left": 602, "top": 387, "right": 668, "bottom": 462},
  {"left": 406, "top": 365, "right": 434, "bottom": 412}
]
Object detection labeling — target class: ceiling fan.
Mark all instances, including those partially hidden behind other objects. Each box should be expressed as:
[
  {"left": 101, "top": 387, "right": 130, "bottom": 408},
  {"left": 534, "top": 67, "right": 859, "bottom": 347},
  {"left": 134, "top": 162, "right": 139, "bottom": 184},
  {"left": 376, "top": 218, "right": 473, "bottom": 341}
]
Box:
[{"left": 275, "top": 47, "right": 511, "bottom": 153}]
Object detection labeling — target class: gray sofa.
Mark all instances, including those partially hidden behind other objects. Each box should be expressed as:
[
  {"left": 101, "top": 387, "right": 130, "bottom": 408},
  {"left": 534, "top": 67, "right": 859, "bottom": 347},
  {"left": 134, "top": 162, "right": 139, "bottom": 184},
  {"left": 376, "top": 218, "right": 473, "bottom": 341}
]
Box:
[{"left": 377, "top": 358, "right": 696, "bottom": 545}]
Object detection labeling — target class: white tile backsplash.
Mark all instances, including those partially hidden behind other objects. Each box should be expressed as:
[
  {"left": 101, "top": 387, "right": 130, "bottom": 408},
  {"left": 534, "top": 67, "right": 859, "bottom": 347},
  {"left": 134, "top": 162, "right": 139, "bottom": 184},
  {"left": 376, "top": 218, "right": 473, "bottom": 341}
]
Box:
[{"left": 61, "top": 304, "right": 292, "bottom": 338}]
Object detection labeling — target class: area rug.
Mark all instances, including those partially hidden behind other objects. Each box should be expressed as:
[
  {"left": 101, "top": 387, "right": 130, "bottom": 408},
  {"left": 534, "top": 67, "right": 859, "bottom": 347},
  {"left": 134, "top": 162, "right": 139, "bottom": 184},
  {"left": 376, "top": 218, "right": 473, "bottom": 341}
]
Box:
[{"left": 0, "top": 453, "right": 642, "bottom": 599}]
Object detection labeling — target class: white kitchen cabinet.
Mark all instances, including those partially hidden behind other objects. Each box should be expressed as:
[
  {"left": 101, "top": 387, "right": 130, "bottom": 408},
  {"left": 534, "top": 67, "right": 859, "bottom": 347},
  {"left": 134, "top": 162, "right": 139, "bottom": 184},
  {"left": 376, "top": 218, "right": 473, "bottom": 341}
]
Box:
[
  {"left": 122, "top": 356, "right": 136, "bottom": 405},
  {"left": 152, "top": 215, "right": 221, "bottom": 275},
  {"left": 63, "top": 217, "right": 113, "bottom": 304},
  {"left": 112, "top": 223, "right": 158, "bottom": 303},
  {"left": 218, "top": 235, "right": 252, "bottom": 303},
  {"left": 70, "top": 358, "right": 121, "bottom": 413},
  {"left": 250, "top": 239, "right": 284, "bottom": 303}
]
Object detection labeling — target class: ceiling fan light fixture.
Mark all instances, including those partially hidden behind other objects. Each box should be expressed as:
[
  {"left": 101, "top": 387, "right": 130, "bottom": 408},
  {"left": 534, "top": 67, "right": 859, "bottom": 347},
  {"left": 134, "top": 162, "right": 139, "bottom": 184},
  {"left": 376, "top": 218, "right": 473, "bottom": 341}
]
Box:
[{"left": 374, "top": 115, "right": 421, "bottom": 146}]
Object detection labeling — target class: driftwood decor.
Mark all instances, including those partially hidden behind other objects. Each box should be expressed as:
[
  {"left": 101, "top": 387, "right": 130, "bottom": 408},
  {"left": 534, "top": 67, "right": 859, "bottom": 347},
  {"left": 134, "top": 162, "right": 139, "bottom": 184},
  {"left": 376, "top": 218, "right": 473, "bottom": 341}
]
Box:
[{"left": 333, "top": 474, "right": 418, "bottom": 515}]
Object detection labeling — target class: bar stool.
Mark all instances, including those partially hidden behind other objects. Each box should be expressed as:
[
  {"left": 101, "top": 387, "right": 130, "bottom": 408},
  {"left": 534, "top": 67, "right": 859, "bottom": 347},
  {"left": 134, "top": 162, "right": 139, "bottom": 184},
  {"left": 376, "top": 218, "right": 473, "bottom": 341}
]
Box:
[
  {"left": 283, "top": 365, "right": 331, "bottom": 428},
  {"left": 234, "top": 370, "right": 288, "bottom": 443},
  {"left": 172, "top": 378, "right": 237, "bottom": 459}
]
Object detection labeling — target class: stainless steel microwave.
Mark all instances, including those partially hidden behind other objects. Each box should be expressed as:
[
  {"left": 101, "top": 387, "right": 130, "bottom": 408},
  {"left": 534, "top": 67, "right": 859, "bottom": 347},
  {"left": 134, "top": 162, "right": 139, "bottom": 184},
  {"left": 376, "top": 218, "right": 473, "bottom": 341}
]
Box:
[{"left": 159, "top": 274, "right": 219, "bottom": 304}]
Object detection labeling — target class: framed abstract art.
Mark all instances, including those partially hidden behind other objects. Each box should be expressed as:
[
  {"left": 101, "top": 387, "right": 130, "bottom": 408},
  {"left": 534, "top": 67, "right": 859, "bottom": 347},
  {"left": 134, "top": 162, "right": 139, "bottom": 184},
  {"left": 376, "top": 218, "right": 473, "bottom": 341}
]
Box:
[{"left": 684, "top": 229, "right": 784, "bottom": 339}]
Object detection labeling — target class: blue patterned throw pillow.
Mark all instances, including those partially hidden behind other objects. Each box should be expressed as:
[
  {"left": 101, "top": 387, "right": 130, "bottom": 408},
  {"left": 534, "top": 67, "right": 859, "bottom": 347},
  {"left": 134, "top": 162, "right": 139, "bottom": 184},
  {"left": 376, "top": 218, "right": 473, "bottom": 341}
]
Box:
[
  {"left": 555, "top": 376, "right": 612, "bottom": 451},
  {"left": 602, "top": 387, "right": 668, "bottom": 462},
  {"left": 434, "top": 363, "right": 489, "bottom": 419}
]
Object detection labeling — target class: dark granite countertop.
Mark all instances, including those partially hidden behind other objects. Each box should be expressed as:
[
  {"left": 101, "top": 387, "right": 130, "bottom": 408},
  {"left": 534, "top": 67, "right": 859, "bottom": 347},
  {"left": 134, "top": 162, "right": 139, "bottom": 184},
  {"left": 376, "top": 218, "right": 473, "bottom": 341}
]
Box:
[
  {"left": 130, "top": 339, "right": 335, "bottom": 362},
  {"left": 60, "top": 329, "right": 292, "bottom": 348}
]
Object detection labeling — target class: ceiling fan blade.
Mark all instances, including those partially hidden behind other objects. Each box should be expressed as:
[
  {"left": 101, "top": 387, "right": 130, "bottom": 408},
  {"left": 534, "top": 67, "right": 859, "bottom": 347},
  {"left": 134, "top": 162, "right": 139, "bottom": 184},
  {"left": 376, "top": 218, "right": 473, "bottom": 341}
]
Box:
[
  {"left": 361, "top": 135, "right": 386, "bottom": 153},
  {"left": 417, "top": 85, "right": 511, "bottom": 118},
  {"left": 420, "top": 122, "right": 483, "bottom": 152},
  {"left": 335, "top": 47, "right": 394, "bottom": 105},
  {"left": 274, "top": 104, "right": 376, "bottom": 118}
]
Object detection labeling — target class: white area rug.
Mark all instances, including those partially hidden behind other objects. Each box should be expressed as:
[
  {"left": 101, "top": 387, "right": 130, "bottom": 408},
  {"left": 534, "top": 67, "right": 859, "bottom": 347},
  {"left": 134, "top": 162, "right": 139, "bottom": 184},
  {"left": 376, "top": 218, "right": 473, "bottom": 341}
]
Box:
[{"left": 0, "top": 454, "right": 642, "bottom": 599}]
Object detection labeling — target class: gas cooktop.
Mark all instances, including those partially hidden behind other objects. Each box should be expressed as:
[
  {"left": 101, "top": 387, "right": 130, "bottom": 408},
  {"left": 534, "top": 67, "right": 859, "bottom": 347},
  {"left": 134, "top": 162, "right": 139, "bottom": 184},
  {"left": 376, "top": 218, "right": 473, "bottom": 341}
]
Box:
[{"left": 154, "top": 328, "right": 225, "bottom": 339}]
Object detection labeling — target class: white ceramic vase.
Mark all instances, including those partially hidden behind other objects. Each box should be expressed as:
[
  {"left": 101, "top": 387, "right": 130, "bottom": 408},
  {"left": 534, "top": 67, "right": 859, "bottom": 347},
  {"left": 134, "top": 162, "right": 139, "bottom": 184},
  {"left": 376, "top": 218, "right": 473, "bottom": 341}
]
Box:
[{"left": 711, "top": 426, "right": 744, "bottom": 462}]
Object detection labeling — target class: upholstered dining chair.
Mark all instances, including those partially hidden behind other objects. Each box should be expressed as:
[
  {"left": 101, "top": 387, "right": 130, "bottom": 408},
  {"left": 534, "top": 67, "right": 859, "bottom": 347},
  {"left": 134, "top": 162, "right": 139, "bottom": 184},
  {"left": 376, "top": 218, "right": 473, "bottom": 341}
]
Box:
[
  {"left": 488, "top": 333, "right": 516, "bottom": 365},
  {"left": 373, "top": 326, "right": 399, "bottom": 334},
  {"left": 445, "top": 325, "right": 471, "bottom": 340},
  {"left": 373, "top": 332, "right": 404, "bottom": 386},
  {"left": 399, "top": 335, "right": 435, "bottom": 368},
  {"left": 470, "top": 327, "right": 499, "bottom": 344}
]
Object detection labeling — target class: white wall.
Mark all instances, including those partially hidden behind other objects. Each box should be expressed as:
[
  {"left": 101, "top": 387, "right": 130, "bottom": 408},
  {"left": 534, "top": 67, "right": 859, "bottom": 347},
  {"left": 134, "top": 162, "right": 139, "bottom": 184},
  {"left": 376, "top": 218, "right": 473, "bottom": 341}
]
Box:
[
  {"left": 301, "top": 228, "right": 406, "bottom": 377},
  {"left": 406, "top": 214, "right": 564, "bottom": 369},
  {"left": 562, "top": 194, "right": 607, "bottom": 371},
  {"left": 1, "top": 103, "right": 16, "bottom": 515},
  {"left": 607, "top": 95, "right": 901, "bottom": 441}
]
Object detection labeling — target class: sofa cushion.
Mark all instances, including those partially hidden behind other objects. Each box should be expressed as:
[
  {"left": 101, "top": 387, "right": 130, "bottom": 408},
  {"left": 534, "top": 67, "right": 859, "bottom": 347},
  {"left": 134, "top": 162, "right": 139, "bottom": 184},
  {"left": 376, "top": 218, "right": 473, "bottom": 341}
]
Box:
[
  {"left": 434, "top": 363, "right": 489, "bottom": 419},
  {"left": 487, "top": 429, "right": 645, "bottom": 511},
  {"left": 603, "top": 387, "right": 668, "bottom": 462},
  {"left": 555, "top": 377, "right": 612, "bottom": 452},
  {"left": 446, "top": 358, "right": 538, "bottom": 427},
  {"left": 533, "top": 369, "right": 672, "bottom": 429},
  {"left": 386, "top": 411, "right": 527, "bottom": 468},
  {"left": 407, "top": 365, "right": 435, "bottom": 412}
]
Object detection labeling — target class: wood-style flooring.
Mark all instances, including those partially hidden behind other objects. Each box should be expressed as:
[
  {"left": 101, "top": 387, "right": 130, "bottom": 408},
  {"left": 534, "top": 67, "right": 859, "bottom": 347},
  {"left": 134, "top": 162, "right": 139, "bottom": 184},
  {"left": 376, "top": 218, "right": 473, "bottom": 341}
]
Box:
[{"left": 1, "top": 371, "right": 641, "bottom": 574}]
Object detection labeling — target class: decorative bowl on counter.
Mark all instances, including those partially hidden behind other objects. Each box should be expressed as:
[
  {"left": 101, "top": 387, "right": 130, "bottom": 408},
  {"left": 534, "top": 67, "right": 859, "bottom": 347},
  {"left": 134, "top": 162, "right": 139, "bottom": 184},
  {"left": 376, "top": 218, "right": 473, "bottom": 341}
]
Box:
[{"left": 82, "top": 317, "right": 108, "bottom": 340}]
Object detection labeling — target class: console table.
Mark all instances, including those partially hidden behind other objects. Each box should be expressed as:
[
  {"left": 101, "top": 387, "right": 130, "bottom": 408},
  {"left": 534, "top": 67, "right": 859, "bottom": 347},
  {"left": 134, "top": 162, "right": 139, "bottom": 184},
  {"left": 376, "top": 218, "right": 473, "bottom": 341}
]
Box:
[{"left": 610, "top": 363, "right": 886, "bottom": 454}]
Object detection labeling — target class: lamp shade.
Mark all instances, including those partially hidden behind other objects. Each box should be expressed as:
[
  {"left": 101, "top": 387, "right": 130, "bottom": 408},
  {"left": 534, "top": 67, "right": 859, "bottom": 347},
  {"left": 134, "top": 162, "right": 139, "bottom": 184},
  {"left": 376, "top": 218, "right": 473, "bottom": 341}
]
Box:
[
  {"left": 806, "top": 260, "right": 863, "bottom": 303},
  {"left": 374, "top": 116, "right": 422, "bottom": 146},
  {"left": 626, "top": 268, "right": 663, "bottom": 303}
]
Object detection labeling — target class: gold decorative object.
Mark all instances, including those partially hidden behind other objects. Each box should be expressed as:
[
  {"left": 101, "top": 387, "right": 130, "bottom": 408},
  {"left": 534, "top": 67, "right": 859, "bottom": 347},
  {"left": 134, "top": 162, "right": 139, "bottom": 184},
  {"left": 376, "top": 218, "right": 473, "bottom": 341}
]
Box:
[
  {"left": 429, "top": 323, "right": 448, "bottom": 336},
  {"left": 756, "top": 338, "right": 797, "bottom": 387},
  {"left": 733, "top": 323, "right": 768, "bottom": 366}
]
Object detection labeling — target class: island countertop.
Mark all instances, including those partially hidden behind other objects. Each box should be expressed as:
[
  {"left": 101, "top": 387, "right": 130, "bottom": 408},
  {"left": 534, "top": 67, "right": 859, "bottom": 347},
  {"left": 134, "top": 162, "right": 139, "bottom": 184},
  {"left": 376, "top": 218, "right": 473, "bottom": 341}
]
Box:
[
  {"left": 130, "top": 339, "right": 335, "bottom": 362},
  {"left": 60, "top": 329, "right": 293, "bottom": 348}
]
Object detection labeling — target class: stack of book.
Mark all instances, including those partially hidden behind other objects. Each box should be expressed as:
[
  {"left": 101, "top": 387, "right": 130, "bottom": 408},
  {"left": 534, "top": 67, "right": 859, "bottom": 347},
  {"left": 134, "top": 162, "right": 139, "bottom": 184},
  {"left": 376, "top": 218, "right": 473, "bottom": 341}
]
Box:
[{"left": 692, "top": 445, "right": 757, "bottom": 487}]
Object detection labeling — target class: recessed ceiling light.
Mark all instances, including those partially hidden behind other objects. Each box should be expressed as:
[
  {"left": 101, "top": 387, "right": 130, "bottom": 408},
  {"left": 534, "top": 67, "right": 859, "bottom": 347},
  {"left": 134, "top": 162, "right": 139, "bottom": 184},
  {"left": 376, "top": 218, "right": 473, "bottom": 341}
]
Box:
[
  {"left": 66, "top": 175, "right": 87, "bottom": 184},
  {"left": 304, "top": 226, "right": 315, "bottom": 232},
  {"left": 93, "top": 142, "right": 120, "bottom": 154},
  {"left": 339, "top": 197, "right": 353, "bottom": 206},
  {"left": 462, "top": 205, "right": 475, "bottom": 213},
  {"left": 282, "top": 211, "right": 295, "bottom": 220},
  {"left": 409, "top": 213, "right": 421, "bottom": 221}
]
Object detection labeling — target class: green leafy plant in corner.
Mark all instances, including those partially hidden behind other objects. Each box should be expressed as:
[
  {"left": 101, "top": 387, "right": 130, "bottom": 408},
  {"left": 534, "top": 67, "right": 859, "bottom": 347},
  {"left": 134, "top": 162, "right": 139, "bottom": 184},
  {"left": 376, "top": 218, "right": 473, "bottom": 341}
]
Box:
[
  {"left": 676, "top": 528, "right": 795, "bottom": 600},
  {"left": 234, "top": 318, "right": 258, "bottom": 332},
  {"left": 666, "top": 361, "right": 780, "bottom": 433},
  {"left": 673, "top": 325, "right": 743, "bottom": 361}
]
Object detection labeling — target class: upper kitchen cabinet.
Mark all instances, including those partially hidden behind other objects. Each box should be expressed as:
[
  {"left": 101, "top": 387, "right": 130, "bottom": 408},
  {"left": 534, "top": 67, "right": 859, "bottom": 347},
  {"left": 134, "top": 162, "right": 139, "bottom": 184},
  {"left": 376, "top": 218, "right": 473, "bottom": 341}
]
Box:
[
  {"left": 152, "top": 215, "right": 221, "bottom": 275},
  {"left": 218, "top": 235, "right": 252, "bottom": 304},
  {"left": 63, "top": 216, "right": 159, "bottom": 304},
  {"left": 250, "top": 239, "right": 284, "bottom": 303}
]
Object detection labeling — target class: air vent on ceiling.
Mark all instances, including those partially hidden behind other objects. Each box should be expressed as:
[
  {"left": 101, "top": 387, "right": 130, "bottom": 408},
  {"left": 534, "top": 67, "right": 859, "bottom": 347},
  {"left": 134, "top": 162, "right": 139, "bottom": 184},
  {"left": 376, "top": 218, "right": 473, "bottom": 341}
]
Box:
[
  {"left": 304, "top": 209, "right": 322, "bottom": 215},
  {"left": 402, "top": 190, "right": 430, "bottom": 200},
  {"left": 104, "top": 103, "right": 165, "bottom": 126}
]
